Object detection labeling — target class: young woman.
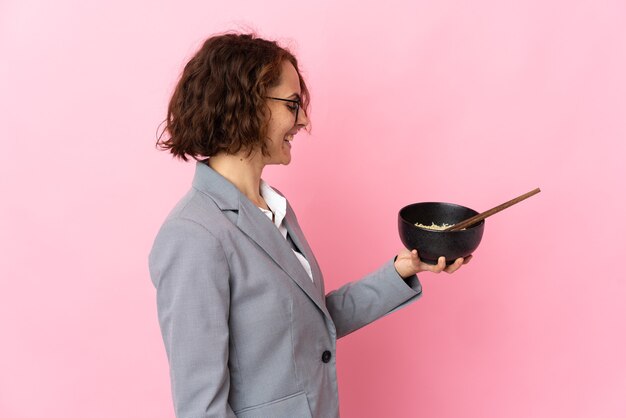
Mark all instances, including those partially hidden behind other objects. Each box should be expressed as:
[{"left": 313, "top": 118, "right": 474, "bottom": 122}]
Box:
[{"left": 149, "top": 33, "right": 469, "bottom": 418}]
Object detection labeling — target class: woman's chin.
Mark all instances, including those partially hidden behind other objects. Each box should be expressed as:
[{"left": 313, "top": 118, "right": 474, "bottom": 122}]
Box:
[
  {"left": 280, "top": 150, "right": 292, "bottom": 165},
  {"left": 264, "top": 156, "right": 291, "bottom": 166}
]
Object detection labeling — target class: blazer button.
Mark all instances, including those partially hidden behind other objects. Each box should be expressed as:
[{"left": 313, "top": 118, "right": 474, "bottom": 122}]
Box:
[{"left": 321, "top": 350, "right": 332, "bottom": 363}]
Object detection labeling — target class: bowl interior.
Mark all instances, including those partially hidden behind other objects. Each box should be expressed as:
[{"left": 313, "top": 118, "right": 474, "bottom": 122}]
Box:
[{"left": 399, "top": 202, "right": 482, "bottom": 230}]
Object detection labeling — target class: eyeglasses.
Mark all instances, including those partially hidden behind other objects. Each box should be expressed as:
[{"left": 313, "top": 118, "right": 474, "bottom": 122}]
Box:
[{"left": 267, "top": 96, "right": 301, "bottom": 125}]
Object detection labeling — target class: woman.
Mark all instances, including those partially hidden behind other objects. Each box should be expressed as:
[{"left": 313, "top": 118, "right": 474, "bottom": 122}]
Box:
[{"left": 149, "top": 33, "right": 469, "bottom": 418}]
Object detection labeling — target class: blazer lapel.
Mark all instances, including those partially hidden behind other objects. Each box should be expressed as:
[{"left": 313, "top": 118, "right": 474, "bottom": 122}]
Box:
[
  {"left": 236, "top": 201, "right": 328, "bottom": 314},
  {"left": 192, "top": 161, "right": 329, "bottom": 318},
  {"left": 283, "top": 204, "right": 326, "bottom": 298}
]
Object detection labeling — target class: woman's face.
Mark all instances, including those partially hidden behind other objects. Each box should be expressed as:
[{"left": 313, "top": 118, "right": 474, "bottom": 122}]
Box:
[{"left": 263, "top": 61, "right": 309, "bottom": 165}]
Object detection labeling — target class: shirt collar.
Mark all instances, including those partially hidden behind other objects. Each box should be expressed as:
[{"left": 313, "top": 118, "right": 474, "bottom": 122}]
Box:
[{"left": 259, "top": 179, "right": 287, "bottom": 224}]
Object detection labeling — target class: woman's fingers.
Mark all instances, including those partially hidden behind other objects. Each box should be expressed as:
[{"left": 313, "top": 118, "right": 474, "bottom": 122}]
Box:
[
  {"left": 420, "top": 256, "right": 446, "bottom": 273},
  {"left": 410, "top": 248, "right": 422, "bottom": 261},
  {"left": 436, "top": 256, "right": 446, "bottom": 272},
  {"left": 410, "top": 251, "right": 474, "bottom": 275},
  {"left": 444, "top": 257, "right": 465, "bottom": 273}
]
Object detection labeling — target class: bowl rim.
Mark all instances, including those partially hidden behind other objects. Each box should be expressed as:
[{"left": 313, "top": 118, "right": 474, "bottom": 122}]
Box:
[{"left": 398, "top": 201, "right": 485, "bottom": 232}]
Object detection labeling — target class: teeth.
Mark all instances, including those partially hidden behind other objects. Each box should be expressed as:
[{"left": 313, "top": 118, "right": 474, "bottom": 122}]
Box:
[{"left": 284, "top": 135, "right": 293, "bottom": 141}]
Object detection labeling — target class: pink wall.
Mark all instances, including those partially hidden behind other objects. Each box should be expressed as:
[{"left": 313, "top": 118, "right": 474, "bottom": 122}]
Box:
[{"left": 1, "top": 1, "right": 625, "bottom": 417}]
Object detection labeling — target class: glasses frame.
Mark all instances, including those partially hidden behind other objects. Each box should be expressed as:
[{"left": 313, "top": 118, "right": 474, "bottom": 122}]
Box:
[{"left": 266, "top": 96, "right": 301, "bottom": 125}]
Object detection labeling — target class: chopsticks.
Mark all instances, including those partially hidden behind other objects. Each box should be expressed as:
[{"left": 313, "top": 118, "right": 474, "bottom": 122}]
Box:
[{"left": 444, "top": 188, "right": 541, "bottom": 231}]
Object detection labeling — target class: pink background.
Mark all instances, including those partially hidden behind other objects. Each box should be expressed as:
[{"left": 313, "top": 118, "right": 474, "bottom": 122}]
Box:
[{"left": 1, "top": 0, "right": 625, "bottom": 417}]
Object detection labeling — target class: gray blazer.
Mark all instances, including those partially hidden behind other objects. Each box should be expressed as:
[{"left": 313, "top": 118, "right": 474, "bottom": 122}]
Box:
[{"left": 149, "top": 161, "right": 422, "bottom": 418}]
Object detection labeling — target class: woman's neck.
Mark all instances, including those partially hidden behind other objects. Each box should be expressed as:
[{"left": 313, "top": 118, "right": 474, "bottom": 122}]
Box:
[{"left": 207, "top": 152, "right": 267, "bottom": 208}]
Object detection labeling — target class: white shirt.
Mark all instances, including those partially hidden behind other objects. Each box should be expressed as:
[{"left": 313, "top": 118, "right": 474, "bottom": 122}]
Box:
[{"left": 257, "top": 179, "right": 313, "bottom": 282}]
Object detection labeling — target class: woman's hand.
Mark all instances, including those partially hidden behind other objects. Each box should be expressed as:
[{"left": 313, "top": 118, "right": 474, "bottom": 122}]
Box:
[{"left": 393, "top": 248, "right": 472, "bottom": 279}]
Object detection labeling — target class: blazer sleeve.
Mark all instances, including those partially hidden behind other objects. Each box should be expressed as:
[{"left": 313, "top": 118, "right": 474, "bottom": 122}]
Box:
[
  {"left": 325, "top": 258, "right": 423, "bottom": 339},
  {"left": 149, "top": 218, "right": 236, "bottom": 418}
]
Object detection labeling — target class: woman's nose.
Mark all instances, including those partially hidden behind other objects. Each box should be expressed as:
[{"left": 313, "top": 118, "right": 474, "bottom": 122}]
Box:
[{"left": 296, "top": 108, "right": 309, "bottom": 127}]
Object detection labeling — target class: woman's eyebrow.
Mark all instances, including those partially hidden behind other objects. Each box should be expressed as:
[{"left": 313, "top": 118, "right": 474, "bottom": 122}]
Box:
[{"left": 288, "top": 93, "right": 302, "bottom": 101}]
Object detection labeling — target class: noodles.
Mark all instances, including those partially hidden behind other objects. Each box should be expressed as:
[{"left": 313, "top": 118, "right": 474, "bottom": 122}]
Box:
[
  {"left": 414, "top": 222, "right": 466, "bottom": 231},
  {"left": 414, "top": 222, "right": 450, "bottom": 231}
]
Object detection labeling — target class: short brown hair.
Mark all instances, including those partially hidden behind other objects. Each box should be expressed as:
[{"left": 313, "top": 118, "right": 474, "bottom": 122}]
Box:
[{"left": 157, "top": 33, "right": 310, "bottom": 161}]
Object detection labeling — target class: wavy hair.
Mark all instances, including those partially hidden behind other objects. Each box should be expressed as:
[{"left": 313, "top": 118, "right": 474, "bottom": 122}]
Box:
[{"left": 156, "top": 33, "right": 310, "bottom": 161}]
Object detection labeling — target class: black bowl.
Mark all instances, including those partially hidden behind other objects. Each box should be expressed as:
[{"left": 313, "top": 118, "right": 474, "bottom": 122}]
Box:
[{"left": 398, "top": 202, "right": 484, "bottom": 265}]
